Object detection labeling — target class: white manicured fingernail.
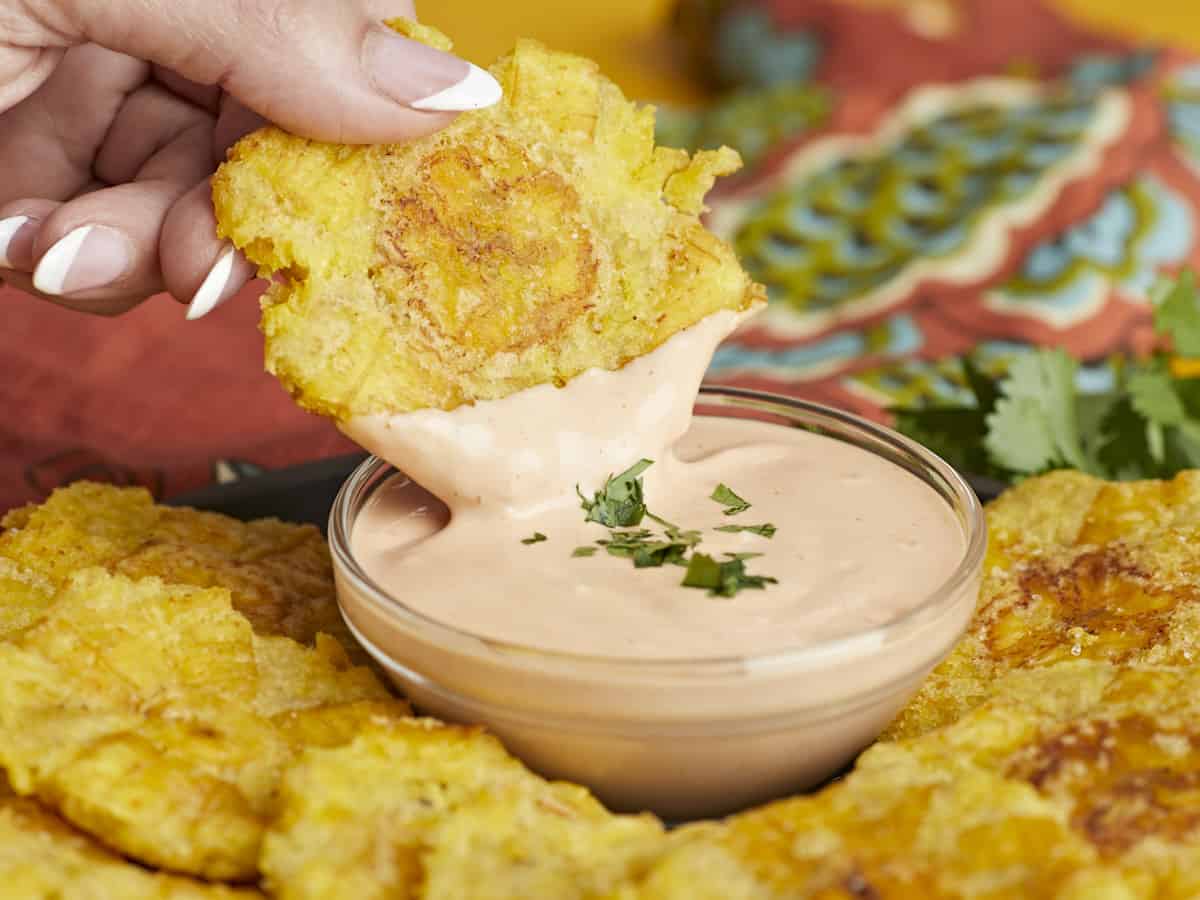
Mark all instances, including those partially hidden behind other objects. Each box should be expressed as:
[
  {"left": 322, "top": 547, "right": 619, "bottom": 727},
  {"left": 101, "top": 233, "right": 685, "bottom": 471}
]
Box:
[
  {"left": 186, "top": 244, "right": 239, "bottom": 320},
  {"left": 0, "top": 216, "right": 33, "bottom": 269},
  {"left": 410, "top": 63, "right": 502, "bottom": 111},
  {"left": 366, "top": 30, "right": 502, "bottom": 112},
  {"left": 33, "top": 225, "right": 131, "bottom": 295}
]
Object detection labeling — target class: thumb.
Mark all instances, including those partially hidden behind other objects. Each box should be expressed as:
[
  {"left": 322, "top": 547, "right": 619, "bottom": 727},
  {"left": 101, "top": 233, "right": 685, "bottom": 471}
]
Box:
[{"left": 44, "top": 0, "right": 502, "bottom": 143}]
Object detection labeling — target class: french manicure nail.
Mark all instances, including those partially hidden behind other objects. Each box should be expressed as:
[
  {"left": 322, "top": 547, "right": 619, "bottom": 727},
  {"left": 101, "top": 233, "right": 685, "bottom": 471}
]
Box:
[
  {"left": 0, "top": 216, "right": 36, "bottom": 270},
  {"left": 186, "top": 244, "right": 240, "bottom": 321},
  {"left": 365, "top": 31, "right": 502, "bottom": 112},
  {"left": 33, "top": 225, "right": 132, "bottom": 295}
]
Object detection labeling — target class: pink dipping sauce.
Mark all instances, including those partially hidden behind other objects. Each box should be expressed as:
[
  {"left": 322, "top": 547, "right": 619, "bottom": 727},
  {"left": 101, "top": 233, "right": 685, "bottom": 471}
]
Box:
[{"left": 331, "top": 311, "right": 983, "bottom": 818}]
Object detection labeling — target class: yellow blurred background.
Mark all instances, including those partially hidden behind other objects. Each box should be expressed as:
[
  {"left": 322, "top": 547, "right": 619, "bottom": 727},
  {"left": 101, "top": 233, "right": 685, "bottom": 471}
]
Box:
[{"left": 424, "top": 0, "right": 1200, "bottom": 103}]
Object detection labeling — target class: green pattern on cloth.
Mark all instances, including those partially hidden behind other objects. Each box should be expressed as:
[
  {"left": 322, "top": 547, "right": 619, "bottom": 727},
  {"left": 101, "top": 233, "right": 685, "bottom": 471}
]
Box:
[{"left": 732, "top": 94, "right": 1099, "bottom": 315}]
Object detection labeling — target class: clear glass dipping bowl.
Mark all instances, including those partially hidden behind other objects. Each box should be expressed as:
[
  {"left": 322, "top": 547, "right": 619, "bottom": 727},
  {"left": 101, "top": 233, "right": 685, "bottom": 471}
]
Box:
[{"left": 329, "top": 387, "right": 986, "bottom": 820}]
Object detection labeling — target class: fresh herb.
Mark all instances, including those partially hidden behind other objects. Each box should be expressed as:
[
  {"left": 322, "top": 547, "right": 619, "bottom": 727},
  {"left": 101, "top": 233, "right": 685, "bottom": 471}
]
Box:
[
  {"left": 713, "top": 523, "right": 777, "bottom": 538},
  {"left": 892, "top": 270, "right": 1200, "bottom": 482},
  {"left": 577, "top": 459, "right": 653, "bottom": 527},
  {"left": 891, "top": 356, "right": 1004, "bottom": 479},
  {"left": 1155, "top": 269, "right": 1200, "bottom": 356},
  {"left": 710, "top": 483, "right": 752, "bottom": 515},
  {"left": 521, "top": 532, "right": 547, "bottom": 545},
  {"left": 682, "top": 552, "right": 779, "bottom": 597},
  {"left": 575, "top": 462, "right": 778, "bottom": 595},
  {"left": 984, "top": 348, "right": 1093, "bottom": 474},
  {"left": 597, "top": 527, "right": 699, "bottom": 569}
]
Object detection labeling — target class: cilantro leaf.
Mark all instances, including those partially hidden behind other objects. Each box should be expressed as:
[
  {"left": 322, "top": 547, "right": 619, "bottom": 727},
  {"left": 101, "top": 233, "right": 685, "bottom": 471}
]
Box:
[
  {"left": 681, "top": 552, "right": 722, "bottom": 590},
  {"left": 1153, "top": 269, "right": 1200, "bottom": 356},
  {"left": 711, "top": 483, "right": 751, "bottom": 515},
  {"left": 578, "top": 459, "right": 653, "bottom": 527},
  {"left": 571, "top": 546, "right": 597, "bottom": 557},
  {"left": 893, "top": 271, "right": 1200, "bottom": 483},
  {"left": 682, "top": 552, "right": 778, "bottom": 598},
  {"left": 1128, "top": 368, "right": 1189, "bottom": 427},
  {"left": 1095, "top": 395, "right": 1160, "bottom": 479},
  {"left": 600, "top": 528, "right": 696, "bottom": 568},
  {"left": 1162, "top": 424, "right": 1200, "bottom": 471},
  {"left": 892, "top": 405, "right": 996, "bottom": 477},
  {"left": 713, "top": 523, "right": 776, "bottom": 538},
  {"left": 984, "top": 349, "right": 1095, "bottom": 475},
  {"left": 521, "top": 532, "right": 547, "bottom": 545},
  {"left": 962, "top": 354, "right": 1001, "bottom": 413},
  {"left": 890, "top": 355, "right": 1008, "bottom": 479}
]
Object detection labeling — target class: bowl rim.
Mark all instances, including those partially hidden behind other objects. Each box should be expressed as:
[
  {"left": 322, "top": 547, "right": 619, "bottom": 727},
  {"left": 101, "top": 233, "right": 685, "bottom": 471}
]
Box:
[{"left": 328, "top": 385, "right": 987, "bottom": 675}]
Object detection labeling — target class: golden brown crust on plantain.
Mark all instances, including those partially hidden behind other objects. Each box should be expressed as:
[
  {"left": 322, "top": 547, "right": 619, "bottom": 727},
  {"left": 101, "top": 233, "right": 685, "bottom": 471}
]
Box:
[
  {"left": 0, "top": 481, "right": 360, "bottom": 658},
  {"left": 0, "top": 567, "right": 401, "bottom": 881},
  {"left": 636, "top": 663, "right": 1200, "bottom": 899},
  {"left": 887, "top": 470, "right": 1200, "bottom": 742},
  {"left": 261, "top": 719, "right": 667, "bottom": 900},
  {"left": 213, "top": 37, "right": 762, "bottom": 419},
  {"left": 0, "top": 783, "right": 262, "bottom": 898}
]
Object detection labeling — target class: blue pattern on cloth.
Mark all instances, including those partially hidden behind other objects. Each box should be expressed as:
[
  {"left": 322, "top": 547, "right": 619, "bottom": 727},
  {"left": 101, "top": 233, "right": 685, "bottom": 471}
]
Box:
[{"left": 731, "top": 94, "right": 1099, "bottom": 315}]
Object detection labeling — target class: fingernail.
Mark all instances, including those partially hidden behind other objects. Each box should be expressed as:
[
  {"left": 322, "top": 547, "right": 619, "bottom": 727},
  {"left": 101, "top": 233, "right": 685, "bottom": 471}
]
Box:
[
  {"left": 364, "top": 31, "right": 502, "bottom": 112},
  {"left": 0, "top": 216, "right": 37, "bottom": 270},
  {"left": 33, "top": 225, "right": 132, "bottom": 295},
  {"left": 186, "top": 244, "right": 240, "bottom": 321}
]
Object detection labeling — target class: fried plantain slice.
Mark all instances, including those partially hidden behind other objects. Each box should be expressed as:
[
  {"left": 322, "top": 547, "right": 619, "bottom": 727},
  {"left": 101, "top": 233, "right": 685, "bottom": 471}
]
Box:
[
  {"left": 0, "top": 557, "right": 55, "bottom": 637},
  {"left": 0, "top": 783, "right": 262, "bottom": 899},
  {"left": 261, "top": 718, "right": 667, "bottom": 900},
  {"left": 885, "top": 470, "right": 1200, "bottom": 742},
  {"left": 419, "top": 784, "right": 667, "bottom": 900},
  {"left": 635, "top": 662, "right": 1200, "bottom": 899},
  {"left": 0, "top": 481, "right": 357, "bottom": 656},
  {"left": 212, "top": 30, "right": 763, "bottom": 419},
  {"left": 0, "top": 569, "right": 401, "bottom": 882}
]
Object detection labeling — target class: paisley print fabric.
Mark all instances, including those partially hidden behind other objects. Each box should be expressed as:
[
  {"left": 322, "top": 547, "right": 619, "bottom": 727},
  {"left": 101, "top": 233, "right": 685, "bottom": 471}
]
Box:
[
  {"left": 2, "top": 0, "right": 1197, "bottom": 510},
  {"left": 669, "top": 0, "right": 1200, "bottom": 423}
]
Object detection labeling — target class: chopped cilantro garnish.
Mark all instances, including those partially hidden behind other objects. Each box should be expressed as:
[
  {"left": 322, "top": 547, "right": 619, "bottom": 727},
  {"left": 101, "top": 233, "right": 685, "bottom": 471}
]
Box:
[
  {"left": 577, "top": 459, "right": 653, "bottom": 527},
  {"left": 1154, "top": 269, "right": 1200, "bottom": 356},
  {"left": 710, "top": 483, "right": 751, "bottom": 515},
  {"left": 682, "top": 552, "right": 778, "bottom": 597},
  {"left": 521, "top": 532, "right": 547, "bottom": 545},
  {"left": 575, "top": 461, "right": 778, "bottom": 594},
  {"left": 713, "top": 523, "right": 776, "bottom": 538},
  {"left": 892, "top": 269, "right": 1200, "bottom": 483},
  {"left": 598, "top": 527, "right": 697, "bottom": 568}
]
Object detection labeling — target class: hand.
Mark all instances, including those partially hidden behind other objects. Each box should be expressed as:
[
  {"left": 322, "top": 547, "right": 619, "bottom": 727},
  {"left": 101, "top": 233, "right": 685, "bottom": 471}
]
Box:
[{"left": 0, "top": 0, "right": 500, "bottom": 317}]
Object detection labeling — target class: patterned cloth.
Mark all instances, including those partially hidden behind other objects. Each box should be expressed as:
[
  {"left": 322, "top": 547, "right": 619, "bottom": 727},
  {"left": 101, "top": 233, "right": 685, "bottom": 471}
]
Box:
[
  {"left": 670, "top": 0, "right": 1200, "bottom": 420},
  {"left": 2, "top": 0, "right": 1196, "bottom": 510}
]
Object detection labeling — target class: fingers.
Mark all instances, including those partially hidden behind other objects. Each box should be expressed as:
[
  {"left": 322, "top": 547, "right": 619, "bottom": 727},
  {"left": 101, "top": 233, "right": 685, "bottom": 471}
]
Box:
[
  {"left": 0, "top": 199, "right": 59, "bottom": 272},
  {"left": 0, "top": 44, "right": 148, "bottom": 205},
  {"left": 160, "top": 180, "right": 257, "bottom": 318},
  {"left": 3, "top": 122, "right": 214, "bottom": 315},
  {"left": 0, "top": 46, "right": 63, "bottom": 113},
  {"left": 94, "top": 84, "right": 214, "bottom": 185},
  {"left": 213, "top": 96, "right": 268, "bottom": 159},
  {"left": 51, "top": 0, "right": 501, "bottom": 143}
]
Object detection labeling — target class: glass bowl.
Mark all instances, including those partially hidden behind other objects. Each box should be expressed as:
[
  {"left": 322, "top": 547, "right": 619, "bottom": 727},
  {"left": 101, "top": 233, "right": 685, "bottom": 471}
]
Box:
[{"left": 329, "top": 386, "right": 986, "bottom": 820}]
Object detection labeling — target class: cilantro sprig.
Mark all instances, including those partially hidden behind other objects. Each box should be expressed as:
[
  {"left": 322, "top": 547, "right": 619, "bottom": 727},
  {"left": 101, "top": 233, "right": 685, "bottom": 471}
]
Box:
[
  {"left": 577, "top": 460, "right": 652, "bottom": 527},
  {"left": 714, "top": 523, "right": 776, "bottom": 538},
  {"left": 682, "top": 552, "right": 778, "bottom": 598},
  {"left": 711, "top": 483, "right": 751, "bottom": 515},
  {"left": 574, "top": 462, "right": 777, "bottom": 597},
  {"left": 892, "top": 270, "right": 1200, "bottom": 482}
]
